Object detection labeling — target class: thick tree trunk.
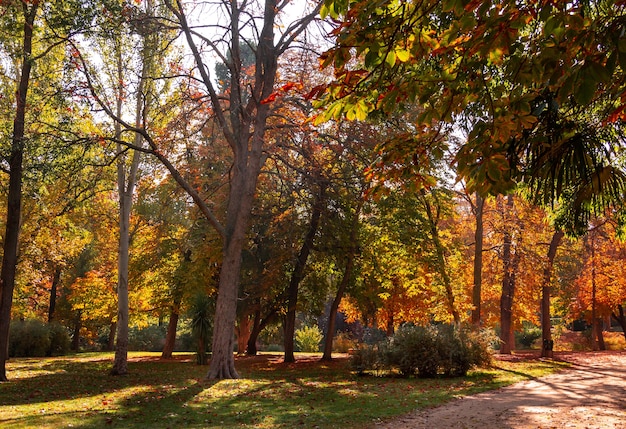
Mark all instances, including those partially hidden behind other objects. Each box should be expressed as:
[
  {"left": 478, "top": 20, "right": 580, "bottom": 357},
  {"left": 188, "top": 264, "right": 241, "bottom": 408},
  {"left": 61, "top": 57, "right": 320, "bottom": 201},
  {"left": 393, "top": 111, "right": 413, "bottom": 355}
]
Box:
[
  {"left": 0, "top": 1, "right": 37, "bottom": 382},
  {"left": 284, "top": 184, "right": 325, "bottom": 363},
  {"left": 471, "top": 194, "right": 484, "bottom": 327},
  {"left": 161, "top": 293, "right": 182, "bottom": 359},
  {"left": 541, "top": 230, "right": 564, "bottom": 358},
  {"left": 161, "top": 306, "right": 180, "bottom": 359},
  {"left": 236, "top": 313, "right": 252, "bottom": 355}
]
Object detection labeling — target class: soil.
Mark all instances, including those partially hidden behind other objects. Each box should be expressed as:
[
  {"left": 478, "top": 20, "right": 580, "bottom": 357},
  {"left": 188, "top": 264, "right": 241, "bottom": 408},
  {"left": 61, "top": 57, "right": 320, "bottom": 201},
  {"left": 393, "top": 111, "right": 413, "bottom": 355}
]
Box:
[{"left": 375, "top": 351, "right": 626, "bottom": 429}]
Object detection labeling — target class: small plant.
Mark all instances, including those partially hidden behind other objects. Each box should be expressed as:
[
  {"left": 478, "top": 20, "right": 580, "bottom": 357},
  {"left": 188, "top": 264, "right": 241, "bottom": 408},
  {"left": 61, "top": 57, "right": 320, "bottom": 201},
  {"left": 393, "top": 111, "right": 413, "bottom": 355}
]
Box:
[
  {"left": 295, "top": 325, "right": 323, "bottom": 352},
  {"left": 189, "top": 293, "right": 214, "bottom": 365}
]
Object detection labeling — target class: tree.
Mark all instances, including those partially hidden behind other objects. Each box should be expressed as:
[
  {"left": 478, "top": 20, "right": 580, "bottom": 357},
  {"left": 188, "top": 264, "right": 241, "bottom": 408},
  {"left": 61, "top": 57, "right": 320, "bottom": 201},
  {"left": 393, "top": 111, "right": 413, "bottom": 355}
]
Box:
[
  {"left": 0, "top": 0, "right": 39, "bottom": 383},
  {"left": 314, "top": 0, "right": 626, "bottom": 225}
]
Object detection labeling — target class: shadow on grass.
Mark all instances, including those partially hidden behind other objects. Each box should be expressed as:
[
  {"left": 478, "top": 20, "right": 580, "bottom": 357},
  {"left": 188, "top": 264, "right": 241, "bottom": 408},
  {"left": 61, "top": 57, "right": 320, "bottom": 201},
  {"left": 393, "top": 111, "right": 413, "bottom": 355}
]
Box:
[{"left": 1, "top": 353, "right": 561, "bottom": 429}]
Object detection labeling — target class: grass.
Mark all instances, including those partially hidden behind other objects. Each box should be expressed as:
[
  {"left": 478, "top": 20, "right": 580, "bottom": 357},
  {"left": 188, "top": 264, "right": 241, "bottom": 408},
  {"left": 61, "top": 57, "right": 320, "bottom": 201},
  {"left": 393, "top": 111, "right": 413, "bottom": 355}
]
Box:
[{"left": 0, "top": 351, "right": 568, "bottom": 429}]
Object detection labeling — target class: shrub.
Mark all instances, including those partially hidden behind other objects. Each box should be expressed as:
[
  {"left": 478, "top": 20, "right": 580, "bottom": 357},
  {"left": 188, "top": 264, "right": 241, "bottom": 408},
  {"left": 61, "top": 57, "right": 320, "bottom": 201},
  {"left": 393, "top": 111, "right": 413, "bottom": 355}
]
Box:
[
  {"left": 332, "top": 332, "right": 356, "bottom": 353},
  {"left": 351, "top": 324, "right": 494, "bottom": 378},
  {"left": 189, "top": 293, "right": 214, "bottom": 365},
  {"left": 388, "top": 324, "right": 439, "bottom": 377},
  {"left": 295, "top": 325, "right": 323, "bottom": 352},
  {"left": 9, "top": 320, "right": 70, "bottom": 357},
  {"left": 515, "top": 323, "right": 542, "bottom": 349},
  {"left": 48, "top": 323, "right": 71, "bottom": 356},
  {"left": 128, "top": 325, "right": 167, "bottom": 352},
  {"left": 350, "top": 344, "right": 389, "bottom": 376}
]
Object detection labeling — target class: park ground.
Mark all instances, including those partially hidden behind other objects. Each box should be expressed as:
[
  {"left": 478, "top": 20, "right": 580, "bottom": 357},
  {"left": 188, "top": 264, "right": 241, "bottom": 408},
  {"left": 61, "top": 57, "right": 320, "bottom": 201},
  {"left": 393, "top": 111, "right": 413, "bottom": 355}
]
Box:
[
  {"left": 0, "top": 347, "right": 624, "bottom": 428},
  {"left": 378, "top": 350, "right": 626, "bottom": 429}
]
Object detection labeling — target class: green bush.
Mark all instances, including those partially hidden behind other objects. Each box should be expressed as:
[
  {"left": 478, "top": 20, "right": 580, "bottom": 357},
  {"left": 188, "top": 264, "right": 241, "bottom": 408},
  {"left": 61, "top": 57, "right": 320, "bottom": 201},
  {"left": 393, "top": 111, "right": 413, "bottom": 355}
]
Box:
[
  {"left": 48, "top": 322, "right": 71, "bottom": 356},
  {"left": 128, "top": 325, "right": 167, "bottom": 352},
  {"left": 350, "top": 344, "right": 389, "bottom": 376},
  {"left": 9, "top": 320, "right": 70, "bottom": 357},
  {"left": 352, "top": 324, "right": 494, "bottom": 378},
  {"left": 515, "top": 323, "right": 542, "bottom": 349},
  {"left": 295, "top": 325, "right": 323, "bottom": 352}
]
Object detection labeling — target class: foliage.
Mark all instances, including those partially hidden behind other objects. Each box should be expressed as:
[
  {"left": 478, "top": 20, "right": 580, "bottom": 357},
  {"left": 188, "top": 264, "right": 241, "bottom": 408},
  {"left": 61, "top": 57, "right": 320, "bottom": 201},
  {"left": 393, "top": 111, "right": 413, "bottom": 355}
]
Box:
[
  {"left": 354, "top": 324, "right": 494, "bottom": 378},
  {"left": 332, "top": 332, "right": 356, "bottom": 353},
  {"left": 515, "top": 323, "right": 542, "bottom": 349},
  {"left": 1, "top": 352, "right": 566, "bottom": 429},
  {"left": 189, "top": 293, "right": 214, "bottom": 365},
  {"left": 295, "top": 325, "right": 323, "bottom": 352},
  {"left": 316, "top": 0, "right": 626, "bottom": 232},
  {"left": 8, "top": 320, "right": 70, "bottom": 357},
  {"left": 128, "top": 325, "right": 167, "bottom": 352}
]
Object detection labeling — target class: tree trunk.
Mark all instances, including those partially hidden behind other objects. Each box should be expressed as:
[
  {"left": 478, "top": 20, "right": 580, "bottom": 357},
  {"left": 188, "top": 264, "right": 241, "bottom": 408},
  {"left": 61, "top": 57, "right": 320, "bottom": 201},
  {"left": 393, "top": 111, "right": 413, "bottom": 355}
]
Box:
[
  {"left": 541, "top": 230, "right": 565, "bottom": 358},
  {"left": 246, "top": 307, "right": 279, "bottom": 356},
  {"left": 471, "top": 193, "right": 484, "bottom": 327},
  {"left": 0, "top": 1, "right": 38, "bottom": 382},
  {"left": 71, "top": 313, "right": 81, "bottom": 351},
  {"left": 322, "top": 250, "right": 355, "bottom": 361},
  {"left": 161, "top": 305, "right": 180, "bottom": 359},
  {"left": 499, "top": 195, "right": 515, "bottom": 354},
  {"left": 107, "top": 321, "right": 116, "bottom": 352},
  {"left": 47, "top": 267, "right": 62, "bottom": 323},
  {"left": 284, "top": 183, "right": 325, "bottom": 363},
  {"left": 540, "top": 230, "right": 564, "bottom": 358},
  {"left": 611, "top": 305, "right": 626, "bottom": 342},
  {"left": 420, "top": 189, "right": 460, "bottom": 325},
  {"left": 595, "top": 319, "right": 606, "bottom": 350},
  {"left": 236, "top": 313, "right": 252, "bottom": 355},
  {"left": 322, "top": 199, "right": 361, "bottom": 361}
]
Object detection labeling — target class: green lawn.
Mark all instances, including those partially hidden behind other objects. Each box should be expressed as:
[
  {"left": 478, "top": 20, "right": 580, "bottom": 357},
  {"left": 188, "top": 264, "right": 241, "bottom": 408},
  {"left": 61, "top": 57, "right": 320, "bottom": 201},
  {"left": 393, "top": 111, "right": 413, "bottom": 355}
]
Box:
[{"left": 0, "top": 352, "right": 567, "bottom": 429}]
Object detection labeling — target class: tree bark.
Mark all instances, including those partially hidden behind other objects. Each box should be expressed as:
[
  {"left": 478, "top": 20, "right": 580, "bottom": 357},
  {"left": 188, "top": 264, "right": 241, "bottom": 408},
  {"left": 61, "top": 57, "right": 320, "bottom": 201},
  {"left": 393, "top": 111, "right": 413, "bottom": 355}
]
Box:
[
  {"left": 471, "top": 193, "right": 484, "bottom": 327},
  {"left": 246, "top": 306, "right": 279, "bottom": 355},
  {"left": 71, "top": 312, "right": 82, "bottom": 351},
  {"left": 161, "top": 301, "right": 180, "bottom": 359},
  {"left": 421, "top": 189, "right": 460, "bottom": 325},
  {"left": 107, "top": 321, "right": 116, "bottom": 351},
  {"left": 284, "top": 183, "right": 325, "bottom": 363},
  {"left": 236, "top": 313, "right": 252, "bottom": 355},
  {"left": 499, "top": 195, "right": 516, "bottom": 354},
  {"left": 0, "top": 1, "right": 38, "bottom": 382},
  {"left": 541, "top": 230, "right": 564, "bottom": 358},
  {"left": 322, "top": 251, "right": 355, "bottom": 361},
  {"left": 322, "top": 198, "right": 361, "bottom": 361},
  {"left": 47, "top": 267, "right": 62, "bottom": 323},
  {"left": 611, "top": 305, "right": 626, "bottom": 342}
]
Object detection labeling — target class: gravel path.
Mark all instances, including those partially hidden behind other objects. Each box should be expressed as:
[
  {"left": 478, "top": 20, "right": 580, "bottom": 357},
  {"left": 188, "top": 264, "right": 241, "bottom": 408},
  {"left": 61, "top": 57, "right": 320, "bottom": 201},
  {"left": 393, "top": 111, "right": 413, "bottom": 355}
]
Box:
[{"left": 375, "top": 351, "right": 626, "bottom": 429}]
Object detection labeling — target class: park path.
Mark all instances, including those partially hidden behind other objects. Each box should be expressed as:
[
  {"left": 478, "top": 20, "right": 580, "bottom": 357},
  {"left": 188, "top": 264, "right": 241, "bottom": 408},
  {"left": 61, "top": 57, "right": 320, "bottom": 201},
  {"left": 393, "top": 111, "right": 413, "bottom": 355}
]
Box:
[{"left": 375, "top": 351, "right": 626, "bottom": 429}]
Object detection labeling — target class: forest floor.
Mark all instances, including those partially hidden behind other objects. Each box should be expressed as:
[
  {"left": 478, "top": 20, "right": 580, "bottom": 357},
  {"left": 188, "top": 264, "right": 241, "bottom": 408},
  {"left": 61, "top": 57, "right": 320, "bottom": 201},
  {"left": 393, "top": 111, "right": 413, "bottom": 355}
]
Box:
[{"left": 375, "top": 350, "right": 626, "bottom": 429}]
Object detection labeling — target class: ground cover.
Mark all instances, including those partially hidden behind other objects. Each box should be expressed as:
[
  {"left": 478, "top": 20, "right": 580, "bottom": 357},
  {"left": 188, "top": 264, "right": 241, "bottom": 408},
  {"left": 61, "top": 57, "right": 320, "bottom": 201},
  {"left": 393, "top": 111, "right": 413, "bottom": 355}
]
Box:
[{"left": 0, "top": 352, "right": 567, "bottom": 429}]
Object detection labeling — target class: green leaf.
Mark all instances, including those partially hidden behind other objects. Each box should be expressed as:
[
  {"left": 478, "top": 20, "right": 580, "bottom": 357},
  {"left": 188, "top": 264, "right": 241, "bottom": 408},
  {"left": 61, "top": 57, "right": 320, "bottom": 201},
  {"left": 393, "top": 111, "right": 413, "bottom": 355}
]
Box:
[
  {"left": 395, "top": 48, "right": 410, "bottom": 63},
  {"left": 385, "top": 50, "right": 397, "bottom": 67}
]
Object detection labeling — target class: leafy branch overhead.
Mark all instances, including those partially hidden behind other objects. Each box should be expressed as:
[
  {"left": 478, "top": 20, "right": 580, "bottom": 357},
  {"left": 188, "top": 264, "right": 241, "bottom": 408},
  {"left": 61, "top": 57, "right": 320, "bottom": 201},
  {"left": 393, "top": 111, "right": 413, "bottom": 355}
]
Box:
[{"left": 314, "top": 0, "right": 626, "bottom": 228}]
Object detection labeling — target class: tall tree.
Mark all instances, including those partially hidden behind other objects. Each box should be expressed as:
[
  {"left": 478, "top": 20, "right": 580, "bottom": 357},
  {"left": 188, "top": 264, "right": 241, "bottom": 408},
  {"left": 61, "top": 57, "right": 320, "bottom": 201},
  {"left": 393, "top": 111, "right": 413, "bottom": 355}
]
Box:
[
  {"left": 73, "top": 0, "right": 322, "bottom": 379},
  {"left": 0, "top": 1, "right": 39, "bottom": 381}
]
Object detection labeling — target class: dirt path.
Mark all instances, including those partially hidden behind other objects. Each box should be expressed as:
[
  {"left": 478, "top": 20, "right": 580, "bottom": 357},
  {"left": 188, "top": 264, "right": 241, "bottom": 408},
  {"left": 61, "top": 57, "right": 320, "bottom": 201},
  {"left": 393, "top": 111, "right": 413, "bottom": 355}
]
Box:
[{"left": 375, "top": 351, "right": 626, "bottom": 429}]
